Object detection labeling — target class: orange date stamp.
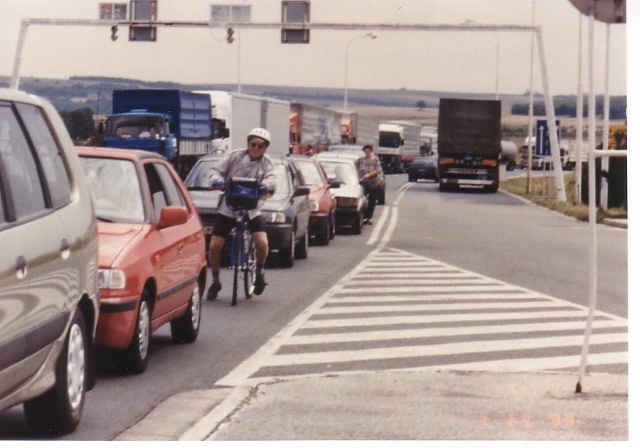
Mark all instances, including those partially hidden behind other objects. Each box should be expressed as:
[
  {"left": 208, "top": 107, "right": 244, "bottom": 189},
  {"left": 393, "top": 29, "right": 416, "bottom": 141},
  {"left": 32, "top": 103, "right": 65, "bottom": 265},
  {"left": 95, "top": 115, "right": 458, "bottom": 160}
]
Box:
[{"left": 479, "top": 412, "right": 576, "bottom": 429}]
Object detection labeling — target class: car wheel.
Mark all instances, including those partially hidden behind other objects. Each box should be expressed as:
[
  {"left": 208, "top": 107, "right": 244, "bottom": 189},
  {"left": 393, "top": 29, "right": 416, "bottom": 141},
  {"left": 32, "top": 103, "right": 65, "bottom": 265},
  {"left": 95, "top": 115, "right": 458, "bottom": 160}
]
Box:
[
  {"left": 279, "top": 230, "right": 295, "bottom": 268},
  {"left": 124, "top": 294, "right": 151, "bottom": 374},
  {"left": 170, "top": 277, "right": 203, "bottom": 343},
  {"left": 295, "top": 230, "right": 309, "bottom": 259},
  {"left": 352, "top": 212, "right": 363, "bottom": 235},
  {"left": 408, "top": 175, "right": 415, "bottom": 182},
  {"left": 24, "top": 309, "right": 88, "bottom": 436},
  {"left": 329, "top": 212, "right": 336, "bottom": 240},
  {"left": 316, "top": 221, "right": 330, "bottom": 246}
]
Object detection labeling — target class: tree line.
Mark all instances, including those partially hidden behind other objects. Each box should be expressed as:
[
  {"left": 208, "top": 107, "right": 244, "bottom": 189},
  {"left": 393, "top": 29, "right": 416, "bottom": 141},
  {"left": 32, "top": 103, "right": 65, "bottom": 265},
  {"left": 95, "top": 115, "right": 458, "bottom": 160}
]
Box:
[{"left": 511, "top": 95, "right": 626, "bottom": 120}]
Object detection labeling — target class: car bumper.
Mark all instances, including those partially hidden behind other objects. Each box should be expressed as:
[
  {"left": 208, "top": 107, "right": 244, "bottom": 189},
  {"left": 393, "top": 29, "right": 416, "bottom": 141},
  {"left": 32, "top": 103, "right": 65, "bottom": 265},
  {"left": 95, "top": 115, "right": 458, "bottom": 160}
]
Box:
[
  {"left": 265, "top": 223, "right": 294, "bottom": 250},
  {"left": 308, "top": 213, "right": 330, "bottom": 236},
  {"left": 409, "top": 168, "right": 438, "bottom": 180},
  {"left": 95, "top": 295, "right": 139, "bottom": 349},
  {"left": 335, "top": 208, "right": 359, "bottom": 227}
]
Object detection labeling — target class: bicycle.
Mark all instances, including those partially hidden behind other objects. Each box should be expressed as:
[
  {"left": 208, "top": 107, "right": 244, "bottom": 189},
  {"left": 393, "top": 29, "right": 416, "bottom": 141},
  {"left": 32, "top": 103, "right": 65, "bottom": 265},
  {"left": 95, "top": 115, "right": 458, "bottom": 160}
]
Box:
[{"left": 224, "top": 177, "right": 261, "bottom": 306}]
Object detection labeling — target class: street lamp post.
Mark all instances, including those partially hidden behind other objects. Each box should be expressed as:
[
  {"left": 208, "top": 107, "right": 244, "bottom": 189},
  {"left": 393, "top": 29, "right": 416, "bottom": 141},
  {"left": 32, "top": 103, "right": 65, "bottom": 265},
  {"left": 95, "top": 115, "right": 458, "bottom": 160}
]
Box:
[{"left": 343, "top": 33, "right": 377, "bottom": 112}]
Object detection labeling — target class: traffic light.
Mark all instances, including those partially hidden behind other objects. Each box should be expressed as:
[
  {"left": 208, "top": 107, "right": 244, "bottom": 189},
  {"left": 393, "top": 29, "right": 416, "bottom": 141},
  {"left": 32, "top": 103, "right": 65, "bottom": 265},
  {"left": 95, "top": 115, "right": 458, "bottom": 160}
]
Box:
[
  {"left": 226, "top": 27, "right": 234, "bottom": 43},
  {"left": 110, "top": 25, "right": 118, "bottom": 41}
]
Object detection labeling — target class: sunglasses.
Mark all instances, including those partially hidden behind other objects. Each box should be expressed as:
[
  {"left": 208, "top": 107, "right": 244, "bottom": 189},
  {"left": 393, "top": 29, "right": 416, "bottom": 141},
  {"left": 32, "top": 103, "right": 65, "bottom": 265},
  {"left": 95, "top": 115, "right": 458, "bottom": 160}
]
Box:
[{"left": 250, "top": 141, "right": 266, "bottom": 149}]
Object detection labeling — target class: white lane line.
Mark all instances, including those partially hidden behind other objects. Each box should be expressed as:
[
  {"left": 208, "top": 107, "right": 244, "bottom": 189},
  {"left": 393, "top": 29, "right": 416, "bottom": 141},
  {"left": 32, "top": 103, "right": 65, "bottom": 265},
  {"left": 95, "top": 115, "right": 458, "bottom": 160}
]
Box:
[
  {"left": 214, "top": 246, "right": 384, "bottom": 388},
  {"left": 366, "top": 205, "right": 389, "bottom": 246}
]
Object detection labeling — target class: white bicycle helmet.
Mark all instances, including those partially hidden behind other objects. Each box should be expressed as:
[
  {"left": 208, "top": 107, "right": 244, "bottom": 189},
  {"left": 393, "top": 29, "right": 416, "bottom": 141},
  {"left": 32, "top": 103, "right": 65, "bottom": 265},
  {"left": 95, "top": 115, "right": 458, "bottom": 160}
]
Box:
[{"left": 247, "top": 127, "right": 271, "bottom": 145}]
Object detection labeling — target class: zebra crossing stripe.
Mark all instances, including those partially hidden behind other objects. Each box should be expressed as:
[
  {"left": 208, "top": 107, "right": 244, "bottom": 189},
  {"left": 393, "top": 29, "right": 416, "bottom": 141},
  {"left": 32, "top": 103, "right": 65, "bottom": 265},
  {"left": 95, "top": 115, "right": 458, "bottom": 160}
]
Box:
[
  {"left": 287, "top": 320, "right": 627, "bottom": 345},
  {"left": 261, "top": 332, "right": 627, "bottom": 367},
  {"left": 215, "top": 246, "right": 626, "bottom": 387}
]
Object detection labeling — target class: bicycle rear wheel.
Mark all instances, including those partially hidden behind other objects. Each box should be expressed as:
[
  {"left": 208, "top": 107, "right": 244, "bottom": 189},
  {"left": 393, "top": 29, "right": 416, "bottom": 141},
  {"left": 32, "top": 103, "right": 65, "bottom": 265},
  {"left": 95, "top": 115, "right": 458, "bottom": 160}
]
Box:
[
  {"left": 243, "top": 230, "right": 257, "bottom": 299},
  {"left": 232, "top": 228, "right": 242, "bottom": 306}
]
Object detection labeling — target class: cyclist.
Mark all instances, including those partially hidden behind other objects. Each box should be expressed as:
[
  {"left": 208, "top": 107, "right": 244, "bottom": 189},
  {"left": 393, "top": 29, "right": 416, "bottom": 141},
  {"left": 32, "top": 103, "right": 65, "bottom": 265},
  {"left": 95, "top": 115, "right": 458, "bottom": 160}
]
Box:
[{"left": 206, "top": 128, "right": 277, "bottom": 300}]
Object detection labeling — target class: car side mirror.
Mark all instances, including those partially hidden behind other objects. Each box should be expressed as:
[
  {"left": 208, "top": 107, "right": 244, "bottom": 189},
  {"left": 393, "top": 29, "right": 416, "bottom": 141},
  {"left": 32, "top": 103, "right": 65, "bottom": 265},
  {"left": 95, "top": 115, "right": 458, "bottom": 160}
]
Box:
[
  {"left": 158, "top": 206, "right": 189, "bottom": 229},
  {"left": 294, "top": 186, "right": 310, "bottom": 197}
]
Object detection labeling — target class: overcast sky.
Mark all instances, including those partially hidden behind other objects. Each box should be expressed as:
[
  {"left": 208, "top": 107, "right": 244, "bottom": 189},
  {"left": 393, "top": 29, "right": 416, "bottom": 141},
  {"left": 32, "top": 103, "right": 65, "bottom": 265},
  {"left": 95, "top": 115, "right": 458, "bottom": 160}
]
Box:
[{"left": 0, "top": 0, "right": 631, "bottom": 96}]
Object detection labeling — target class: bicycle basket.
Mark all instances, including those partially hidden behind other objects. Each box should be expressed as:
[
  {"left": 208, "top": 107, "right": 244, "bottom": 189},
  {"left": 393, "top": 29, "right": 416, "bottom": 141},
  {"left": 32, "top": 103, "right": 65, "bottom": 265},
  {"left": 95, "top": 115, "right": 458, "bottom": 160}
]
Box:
[{"left": 226, "top": 177, "right": 260, "bottom": 210}]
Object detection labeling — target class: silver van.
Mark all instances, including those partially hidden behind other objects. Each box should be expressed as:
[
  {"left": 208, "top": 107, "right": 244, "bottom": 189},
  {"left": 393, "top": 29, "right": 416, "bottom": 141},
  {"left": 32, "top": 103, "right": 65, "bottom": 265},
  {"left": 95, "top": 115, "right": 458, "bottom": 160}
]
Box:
[{"left": 0, "top": 89, "right": 99, "bottom": 435}]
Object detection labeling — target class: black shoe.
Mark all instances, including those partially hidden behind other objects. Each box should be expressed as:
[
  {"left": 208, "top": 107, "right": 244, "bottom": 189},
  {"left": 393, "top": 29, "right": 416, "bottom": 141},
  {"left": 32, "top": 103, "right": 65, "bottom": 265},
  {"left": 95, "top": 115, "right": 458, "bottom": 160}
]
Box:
[
  {"left": 254, "top": 273, "right": 267, "bottom": 295},
  {"left": 207, "top": 282, "right": 221, "bottom": 301}
]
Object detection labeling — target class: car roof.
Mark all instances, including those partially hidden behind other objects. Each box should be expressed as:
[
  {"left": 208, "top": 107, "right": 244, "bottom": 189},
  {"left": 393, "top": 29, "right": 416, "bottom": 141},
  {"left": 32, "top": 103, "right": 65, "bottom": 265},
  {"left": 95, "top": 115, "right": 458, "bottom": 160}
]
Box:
[{"left": 76, "top": 146, "right": 169, "bottom": 163}]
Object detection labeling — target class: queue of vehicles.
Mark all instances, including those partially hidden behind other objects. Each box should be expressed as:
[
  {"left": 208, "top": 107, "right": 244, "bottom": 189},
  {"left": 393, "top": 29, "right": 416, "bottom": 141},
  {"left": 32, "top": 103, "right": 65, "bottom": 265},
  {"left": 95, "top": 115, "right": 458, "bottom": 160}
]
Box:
[
  {"left": 0, "top": 89, "right": 386, "bottom": 436},
  {"left": 2, "top": 87, "right": 527, "bottom": 436}
]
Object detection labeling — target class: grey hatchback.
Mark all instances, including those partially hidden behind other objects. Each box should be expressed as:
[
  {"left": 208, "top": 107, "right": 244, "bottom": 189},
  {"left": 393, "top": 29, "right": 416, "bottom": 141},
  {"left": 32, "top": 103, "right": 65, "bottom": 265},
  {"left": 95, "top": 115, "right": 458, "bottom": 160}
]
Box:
[{"left": 0, "top": 89, "right": 99, "bottom": 435}]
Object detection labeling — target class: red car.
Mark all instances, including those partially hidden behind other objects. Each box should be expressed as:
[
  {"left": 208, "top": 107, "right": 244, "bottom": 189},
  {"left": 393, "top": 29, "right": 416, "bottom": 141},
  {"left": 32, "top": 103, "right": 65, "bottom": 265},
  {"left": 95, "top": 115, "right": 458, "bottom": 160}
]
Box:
[
  {"left": 77, "top": 147, "right": 207, "bottom": 373},
  {"left": 288, "top": 155, "right": 337, "bottom": 245}
]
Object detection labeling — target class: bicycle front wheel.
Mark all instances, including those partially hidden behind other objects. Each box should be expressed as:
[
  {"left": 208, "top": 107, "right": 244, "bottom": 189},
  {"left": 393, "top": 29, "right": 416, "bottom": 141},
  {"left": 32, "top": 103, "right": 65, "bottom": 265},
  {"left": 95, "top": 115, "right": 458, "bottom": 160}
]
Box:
[{"left": 243, "top": 230, "right": 257, "bottom": 299}]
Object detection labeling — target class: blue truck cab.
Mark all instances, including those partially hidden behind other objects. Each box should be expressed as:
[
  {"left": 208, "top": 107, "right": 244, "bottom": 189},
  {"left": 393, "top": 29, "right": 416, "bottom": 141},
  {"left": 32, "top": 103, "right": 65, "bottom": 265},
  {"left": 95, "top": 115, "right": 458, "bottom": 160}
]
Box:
[{"left": 103, "top": 89, "right": 212, "bottom": 178}]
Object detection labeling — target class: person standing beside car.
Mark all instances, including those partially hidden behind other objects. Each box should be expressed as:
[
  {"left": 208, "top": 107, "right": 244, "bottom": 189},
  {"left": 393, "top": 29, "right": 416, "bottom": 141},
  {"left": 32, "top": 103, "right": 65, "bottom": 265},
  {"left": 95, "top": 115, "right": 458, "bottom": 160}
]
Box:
[
  {"left": 206, "top": 128, "right": 277, "bottom": 300},
  {"left": 355, "top": 144, "right": 383, "bottom": 225}
]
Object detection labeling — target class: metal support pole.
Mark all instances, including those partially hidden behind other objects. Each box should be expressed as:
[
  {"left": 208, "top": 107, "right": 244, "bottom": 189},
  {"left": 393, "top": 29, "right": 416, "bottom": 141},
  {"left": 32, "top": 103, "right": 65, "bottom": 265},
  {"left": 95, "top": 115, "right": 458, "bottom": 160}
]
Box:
[
  {"left": 535, "top": 26, "right": 567, "bottom": 202},
  {"left": 577, "top": 6, "right": 597, "bottom": 394},
  {"left": 576, "top": 14, "right": 584, "bottom": 204},
  {"left": 10, "top": 20, "right": 30, "bottom": 90},
  {"left": 600, "top": 24, "right": 611, "bottom": 209},
  {"left": 526, "top": 0, "right": 536, "bottom": 194}
]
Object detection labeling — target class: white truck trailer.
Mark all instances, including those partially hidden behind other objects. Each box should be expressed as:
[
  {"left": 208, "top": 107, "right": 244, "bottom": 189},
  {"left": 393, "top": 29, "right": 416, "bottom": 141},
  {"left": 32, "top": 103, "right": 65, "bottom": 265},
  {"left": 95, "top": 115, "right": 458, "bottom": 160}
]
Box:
[
  {"left": 340, "top": 111, "right": 380, "bottom": 148},
  {"left": 289, "top": 102, "right": 343, "bottom": 154},
  {"left": 197, "top": 90, "right": 290, "bottom": 157},
  {"left": 378, "top": 121, "right": 421, "bottom": 173}
]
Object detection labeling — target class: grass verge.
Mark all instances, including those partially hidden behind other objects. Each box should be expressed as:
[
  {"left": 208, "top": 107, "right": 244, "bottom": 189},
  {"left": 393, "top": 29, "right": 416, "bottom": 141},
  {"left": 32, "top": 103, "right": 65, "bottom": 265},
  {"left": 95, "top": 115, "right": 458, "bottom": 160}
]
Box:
[{"left": 500, "top": 173, "right": 627, "bottom": 223}]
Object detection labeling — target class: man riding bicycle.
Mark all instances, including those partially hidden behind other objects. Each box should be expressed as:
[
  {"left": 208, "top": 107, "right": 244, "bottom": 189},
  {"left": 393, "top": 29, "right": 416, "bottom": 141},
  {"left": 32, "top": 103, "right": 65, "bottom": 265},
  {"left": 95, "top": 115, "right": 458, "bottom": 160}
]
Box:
[{"left": 206, "top": 128, "right": 277, "bottom": 301}]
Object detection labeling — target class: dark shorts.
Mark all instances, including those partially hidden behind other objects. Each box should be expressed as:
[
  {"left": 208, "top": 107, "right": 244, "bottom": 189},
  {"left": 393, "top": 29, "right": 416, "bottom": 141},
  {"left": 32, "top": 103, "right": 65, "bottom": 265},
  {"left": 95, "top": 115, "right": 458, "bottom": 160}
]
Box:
[{"left": 212, "top": 213, "right": 266, "bottom": 238}]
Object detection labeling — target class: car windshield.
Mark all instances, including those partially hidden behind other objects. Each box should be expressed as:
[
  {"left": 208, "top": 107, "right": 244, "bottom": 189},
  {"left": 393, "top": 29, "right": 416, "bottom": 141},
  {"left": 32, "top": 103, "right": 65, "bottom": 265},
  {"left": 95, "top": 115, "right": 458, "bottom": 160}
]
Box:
[
  {"left": 271, "top": 164, "right": 291, "bottom": 201},
  {"left": 319, "top": 160, "right": 359, "bottom": 185},
  {"left": 294, "top": 161, "right": 324, "bottom": 186},
  {"left": 184, "top": 157, "right": 222, "bottom": 189},
  {"left": 80, "top": 157, "right": 145, "bottom": 223},
  {"left": 104, "top": 114, "right": 165, "bottom": 139}
]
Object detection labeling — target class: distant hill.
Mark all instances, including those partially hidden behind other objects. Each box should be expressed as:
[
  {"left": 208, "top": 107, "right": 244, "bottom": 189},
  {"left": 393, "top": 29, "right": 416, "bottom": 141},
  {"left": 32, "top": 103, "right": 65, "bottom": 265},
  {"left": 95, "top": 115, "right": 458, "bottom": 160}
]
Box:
[
  {"left": 0, "top": 75, "right": 536, "bottom": 114},
  {"left": 0, "top": 75, "right": 625, "bottom": 123}
]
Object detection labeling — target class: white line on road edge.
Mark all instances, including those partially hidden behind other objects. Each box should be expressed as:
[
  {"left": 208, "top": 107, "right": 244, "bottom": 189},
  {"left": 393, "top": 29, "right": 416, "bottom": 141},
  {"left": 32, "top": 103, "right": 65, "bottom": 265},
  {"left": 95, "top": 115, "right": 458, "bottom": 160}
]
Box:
[
  {"left": 366, "top": 205, "right": 389, "bottom": 245},
  {"left": 179, "top": 247, "right": 385, "bottom": 440}
]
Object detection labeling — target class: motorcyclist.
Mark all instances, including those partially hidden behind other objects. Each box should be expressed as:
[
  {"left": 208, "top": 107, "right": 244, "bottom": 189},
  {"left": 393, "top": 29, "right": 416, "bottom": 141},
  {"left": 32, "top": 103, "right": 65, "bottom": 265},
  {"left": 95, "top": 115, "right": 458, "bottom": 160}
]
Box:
[{"left": 206, "top": 128, "right": 277, "bottom": 300}]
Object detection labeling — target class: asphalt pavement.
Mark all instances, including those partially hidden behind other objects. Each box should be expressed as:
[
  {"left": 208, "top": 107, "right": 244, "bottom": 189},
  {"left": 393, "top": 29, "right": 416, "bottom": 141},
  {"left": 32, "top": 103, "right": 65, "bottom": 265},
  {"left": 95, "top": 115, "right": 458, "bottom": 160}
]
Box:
[
  {"left": 115, "top": 369, "right": 628, "bottom": 441},
  {"left": 113, "top": 216, "right": 630, "bottom": 443}
]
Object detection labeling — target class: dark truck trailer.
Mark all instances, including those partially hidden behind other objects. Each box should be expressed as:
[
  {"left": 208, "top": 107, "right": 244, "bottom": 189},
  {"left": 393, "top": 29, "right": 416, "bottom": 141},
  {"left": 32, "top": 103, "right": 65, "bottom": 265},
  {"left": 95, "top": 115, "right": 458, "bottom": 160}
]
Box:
[
  {"left": 437, "top": 98, "right": 501, "bottom": 193},
  {"left": 103, "top": 89, "right": 213, "bottom": 178}
]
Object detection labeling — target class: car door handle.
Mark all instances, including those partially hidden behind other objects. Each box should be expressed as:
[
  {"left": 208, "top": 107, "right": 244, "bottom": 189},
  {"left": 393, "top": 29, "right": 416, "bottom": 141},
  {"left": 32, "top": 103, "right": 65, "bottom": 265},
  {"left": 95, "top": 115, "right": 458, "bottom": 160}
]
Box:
[
  {"left": 60, "top": 239, "right": 71, "bottom": 260},
  {"left": 177, "top": 243, "right": 184, "bottom": 254},
  {"left": 15, "top": 256, "right": 27, "bottom": 279}
]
